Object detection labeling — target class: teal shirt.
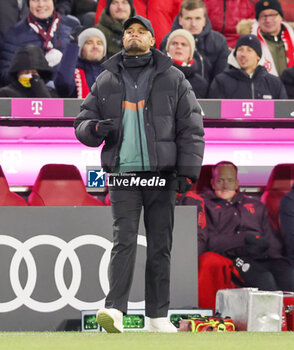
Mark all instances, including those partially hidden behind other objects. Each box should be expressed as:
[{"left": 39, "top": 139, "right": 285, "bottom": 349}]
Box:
[{"left": 118, "top": 101, "right": 150, "bottom": 173}]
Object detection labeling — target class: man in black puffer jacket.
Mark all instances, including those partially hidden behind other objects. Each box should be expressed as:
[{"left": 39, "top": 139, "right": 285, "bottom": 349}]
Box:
[
  {"left": 74, "top": 15, "right": 204, "bottom": 334},
  {"left": 208, "top": 34, "right": 288, "bottom": 99}
]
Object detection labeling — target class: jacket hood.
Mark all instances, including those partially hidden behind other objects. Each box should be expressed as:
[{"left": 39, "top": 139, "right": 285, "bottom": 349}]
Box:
[
  {"left": 9, "top": 45, "right": 52, "bottom": 82},
  {"left": 102, "top": 47, "right": 173, "bottom": 74}
]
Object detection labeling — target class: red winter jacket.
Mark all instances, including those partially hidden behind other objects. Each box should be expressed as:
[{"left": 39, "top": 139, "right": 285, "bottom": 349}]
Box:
[
  {"left": 94, "top": 0, "right": 182, "bottom": 48},
  {"left": 204, "top": 0, "right": 257, "bottom": 48}
]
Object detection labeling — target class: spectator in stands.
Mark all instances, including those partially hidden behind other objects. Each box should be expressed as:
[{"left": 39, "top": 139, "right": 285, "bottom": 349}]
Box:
[
  {"left": 281, "top": 67, "right": 294, "bottom": 98},
  {"left": 95, "top": 0, "right": 136, "bottom": 58},
  {"left": 0, "top": 0, "right": 79, "bottom": 86},
  {"left": 55, "top": 0, "right": 98, "bottom": 27},
  {"left": 166, "top": 29, "right": 208, "bottom": 98},
  {"left": 55, "top": 27, "right": 106, "bottom": 98},
  {"left": 280, "top": 184, "right": 294, "bottom": 266},
  {"left": 160, "top": 0, "right": 229, "bottom": 84},
  {"left": 209, "top": 34, "right": 288, "bottom": 99},
  {"left": 237, "top": 0, "right": 294, "bottom": 77},
  {"left": 198, "top": 161, "right": 294, "bottom": 291},
  {"left": 0, "top": 0, "right": 29, "bottom": 42},
  {"left": 71, "top": 0, "right": 97, "bottom": 27},
  {"left": 0, "top": 45, "right": 56, "bottom": 97},
  {"left": 95, "top": 0, "right": 183, "bottom": 49},
  {"left": 203, "top": 0, "right": 257, "bottom": 49}
]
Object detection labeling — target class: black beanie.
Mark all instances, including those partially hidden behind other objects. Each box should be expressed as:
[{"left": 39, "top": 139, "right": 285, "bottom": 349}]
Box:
[
  {"left": 234, "top": 34, "right": 262, "bottom": 58},
  {"left": 105, "top": 0, "right": 135, "bottom": 16},
  {"left": 255, "top": 0, "right": 283, "bottom": 20}
]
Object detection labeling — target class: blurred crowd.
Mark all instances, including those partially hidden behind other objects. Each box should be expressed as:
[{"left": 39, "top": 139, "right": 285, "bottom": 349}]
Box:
[{"left": 0, "top": 0, "right": 293, "bottom": 99}]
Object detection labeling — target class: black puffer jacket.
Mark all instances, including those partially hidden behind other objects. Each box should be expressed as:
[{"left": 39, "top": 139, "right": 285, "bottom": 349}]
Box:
[
  {"left": 281, "top": 67, "right": 294, "bottom": 99},
  {"left": 160, "top": 15, "right": 229, "bottom": 83},
  {"left": 209, "top": 51, "right": 288, "bottom": 99},
  {"left": 74, "top": 48, "right": 205, "bottom": 182}
]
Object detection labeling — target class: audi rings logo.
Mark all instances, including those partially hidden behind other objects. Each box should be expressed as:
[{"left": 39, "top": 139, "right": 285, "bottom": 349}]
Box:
[{"left": 0, "top": 234, "right": 146, "bottom": 313}]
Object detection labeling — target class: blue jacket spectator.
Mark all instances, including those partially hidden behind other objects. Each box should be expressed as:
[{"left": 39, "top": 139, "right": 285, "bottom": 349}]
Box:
[
  {"left": 55, "top": 27, "right": 106, "bottom": 98},
  {"left": 209, "top": 34, "right": 288, "bottom": 99},
  {"left": 280, "top": 184, "right": 294, "bottom": 266},
  {"left": 0, "top": 0, "right": 79, "bottom": 86}
]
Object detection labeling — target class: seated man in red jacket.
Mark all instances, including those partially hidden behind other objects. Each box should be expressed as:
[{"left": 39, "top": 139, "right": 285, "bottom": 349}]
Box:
[{"left": 199, "top": 160, "right": 294, "bottom": 291}]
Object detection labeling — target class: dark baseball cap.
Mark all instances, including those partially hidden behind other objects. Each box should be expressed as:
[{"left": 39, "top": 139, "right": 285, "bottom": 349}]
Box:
[{"left": 123, "top": 15, "right": 155, "bottom": 37}]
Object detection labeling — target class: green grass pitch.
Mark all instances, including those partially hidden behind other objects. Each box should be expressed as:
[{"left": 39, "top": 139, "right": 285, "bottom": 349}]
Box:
[{"left": 0, "top": 332, "right": 293, "bottom": 350}]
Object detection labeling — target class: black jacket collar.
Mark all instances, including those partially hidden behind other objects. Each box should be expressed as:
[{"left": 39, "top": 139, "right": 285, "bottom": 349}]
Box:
[{"left": 102, "top": 47, "right": 173, "bottom": 75}]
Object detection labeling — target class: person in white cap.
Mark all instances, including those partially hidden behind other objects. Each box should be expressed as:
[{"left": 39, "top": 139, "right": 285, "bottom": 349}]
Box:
[{"left": 55, "top": 27, "right": 107, "bottom": 98}]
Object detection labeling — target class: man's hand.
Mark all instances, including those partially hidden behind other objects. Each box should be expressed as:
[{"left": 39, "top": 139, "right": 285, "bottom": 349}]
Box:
[
  {"left": 95, "top": 119, "right": 115, "bottom": 138},
  {"left": 70, "top": 25, "right": 84, "bottom": 44},
  {"left": 176, "top": 176, "right": 192, "bottom": 194}
]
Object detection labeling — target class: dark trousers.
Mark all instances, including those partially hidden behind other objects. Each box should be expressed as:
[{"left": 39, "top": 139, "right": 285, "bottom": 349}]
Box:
[
  {"left": 105, "top": 184, "right": 177, "bottom": 317},
  {"left": 234, "top": 257, "right": 294, "bottom": 291}
]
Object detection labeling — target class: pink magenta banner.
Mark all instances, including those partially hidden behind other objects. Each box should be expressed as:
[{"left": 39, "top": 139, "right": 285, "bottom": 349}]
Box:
[
  {"left": 11, "top": 99, "right": 64, "bottom": 118},
  {"left": 221, "top": 100, "right": 275, "bottom": 119}
]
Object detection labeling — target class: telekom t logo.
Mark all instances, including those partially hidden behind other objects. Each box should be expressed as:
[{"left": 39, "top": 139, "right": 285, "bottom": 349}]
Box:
[
  {"left": 242, "top": 102, "right": 254, "bottom": 117},
  {"left": 31, "top": 101, "right": 43, "bottom": 115}
]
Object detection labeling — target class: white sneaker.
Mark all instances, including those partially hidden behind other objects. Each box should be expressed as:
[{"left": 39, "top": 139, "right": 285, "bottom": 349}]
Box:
[
  {"left": 148, "top": 317, "right": 178, "bottom": 333},
  {"left": 96, "top": 308, "right": 124, "bottom": 333}
]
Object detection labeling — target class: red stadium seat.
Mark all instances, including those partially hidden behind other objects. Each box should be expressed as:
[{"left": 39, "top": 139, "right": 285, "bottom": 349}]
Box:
[
  {"left": 188, "top": 164, "right": 213, "bottom": 194},
  {"left": 0, "top": 166, "right": 28, "bottom": 206},
  {"left": 28, "top": 164, "right": 105, "bottom": 206},
  {"left": 261, "top": 164, "right": 294, "bottom": 232}
]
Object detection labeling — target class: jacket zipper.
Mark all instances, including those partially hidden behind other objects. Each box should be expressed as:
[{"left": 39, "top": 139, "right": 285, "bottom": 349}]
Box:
[
  {"left": 144, "top": 76, "right": 158, "bottom": 170},
  {"left": 112, "top": 76, "right": 125, "bottom": 171},
  {"left": 195, "top": 39, "right": 205, "bottom": 78},
  {"left": 251, "top": 80, "right": 255, "bottom": 99},
  {"left": 135, "top": 82, "right": 145, "bottom": 170}
]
